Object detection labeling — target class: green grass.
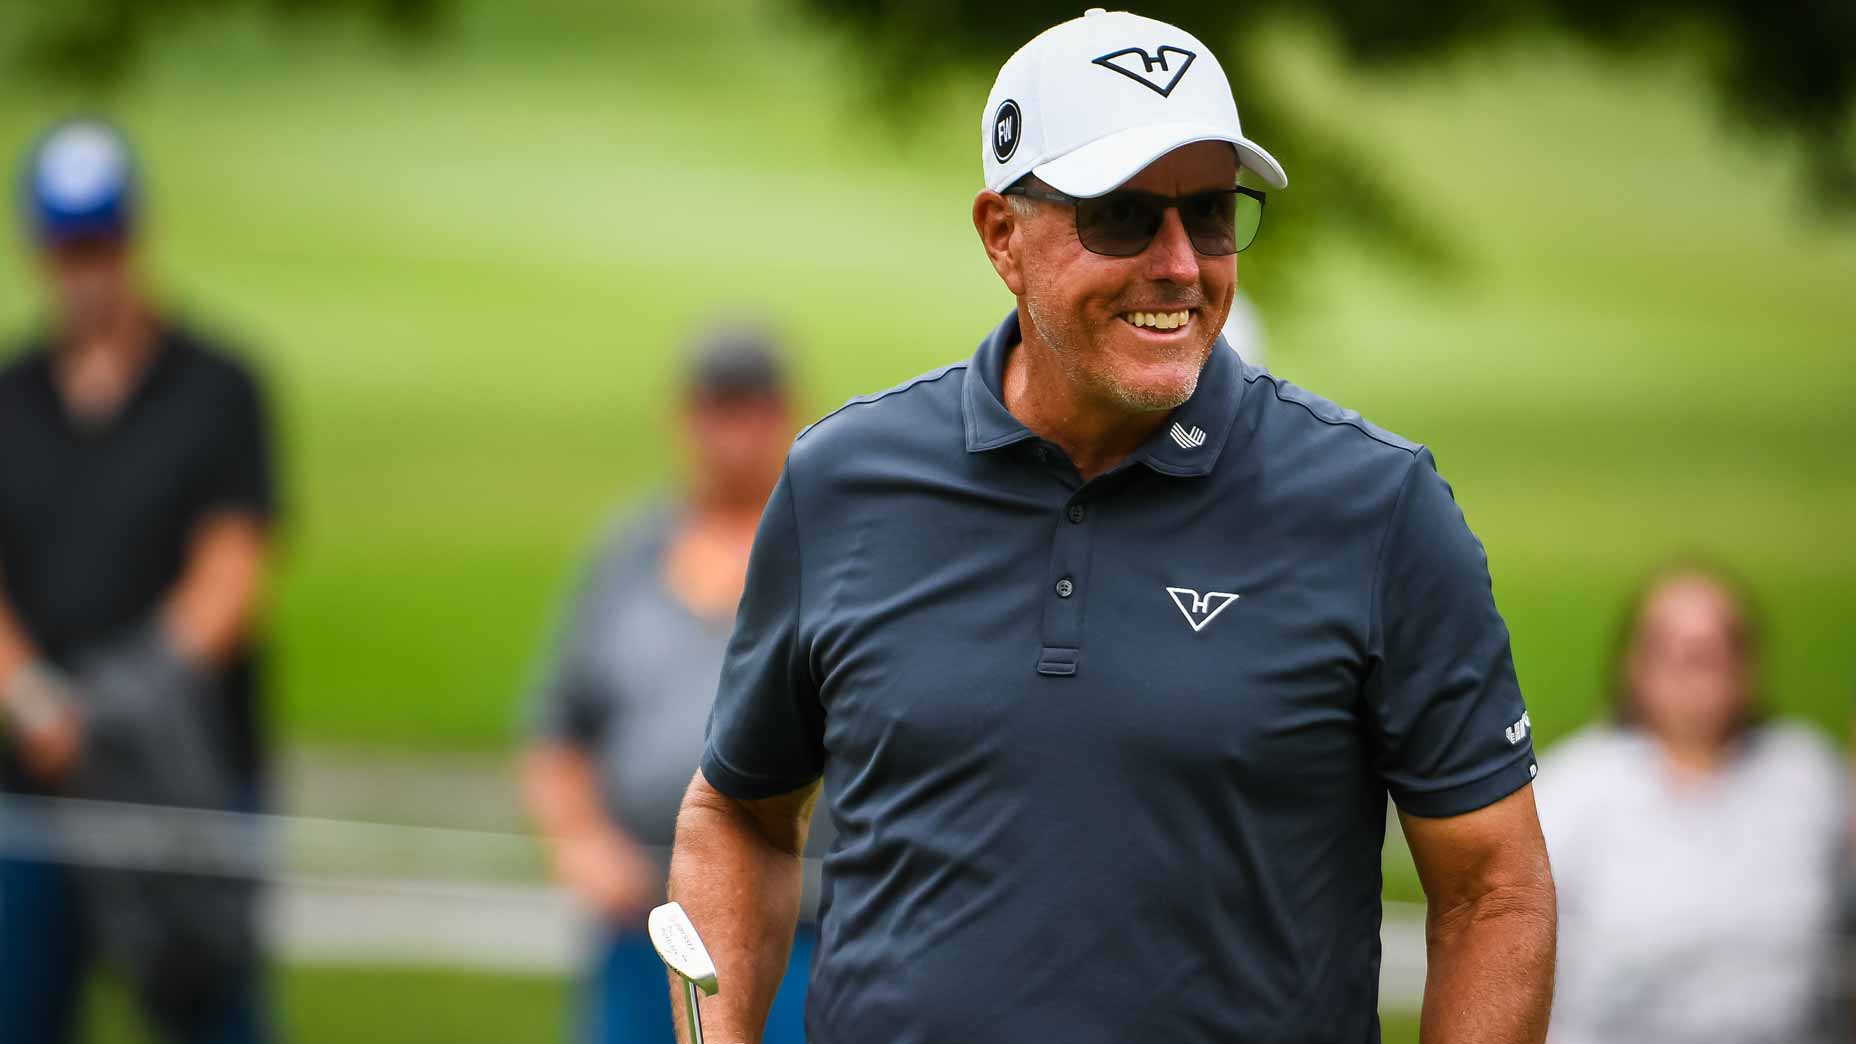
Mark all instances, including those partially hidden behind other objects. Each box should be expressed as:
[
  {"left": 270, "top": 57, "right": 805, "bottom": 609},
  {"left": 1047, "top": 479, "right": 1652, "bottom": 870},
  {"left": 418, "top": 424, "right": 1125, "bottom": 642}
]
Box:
[
  {"left": 87, "top": 963, "right": 570, "bottom": 1043},
  {"left": 0, "top": 0, "right": 1849, "bottom": 772},
  {"left": 1383, "top": 1013, "right": 1423, "bottom": 1043},
  {"left": 82, "top": 962, "right": 1425, "bottom": 1043}
]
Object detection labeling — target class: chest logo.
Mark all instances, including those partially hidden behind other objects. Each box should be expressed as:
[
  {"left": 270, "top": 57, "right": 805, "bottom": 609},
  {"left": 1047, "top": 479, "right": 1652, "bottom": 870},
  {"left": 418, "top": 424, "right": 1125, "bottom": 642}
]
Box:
[
  {"left": 1166, "top": 586, "right": 1239, "bottom": 633},
  {"left": 1169, "top": 421, "right": 1206, "bottom": 450}
]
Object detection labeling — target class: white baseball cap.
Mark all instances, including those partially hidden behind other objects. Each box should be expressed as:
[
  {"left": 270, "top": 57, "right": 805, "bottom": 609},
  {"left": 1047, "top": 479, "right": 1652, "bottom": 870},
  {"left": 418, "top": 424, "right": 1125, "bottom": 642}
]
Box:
[{"left": 982, "top": 8, "right": 1286, "bottom": 198}]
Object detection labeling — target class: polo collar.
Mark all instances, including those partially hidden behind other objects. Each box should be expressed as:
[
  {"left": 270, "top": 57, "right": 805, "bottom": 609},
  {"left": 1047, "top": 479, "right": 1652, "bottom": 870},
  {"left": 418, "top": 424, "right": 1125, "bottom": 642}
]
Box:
[
  {"left": 960, "top": 309, "right": 1245, "bottom": 478},
  {"left": 961, "top": 311, "right": 1038, "bottom": 452}
]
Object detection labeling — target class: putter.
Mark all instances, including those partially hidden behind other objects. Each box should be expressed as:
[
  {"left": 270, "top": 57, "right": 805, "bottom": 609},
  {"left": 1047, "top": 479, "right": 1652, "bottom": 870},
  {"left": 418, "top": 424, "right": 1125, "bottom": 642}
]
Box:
[{"left": 649, "top": 901, "right": 720, "bottom": 1044}]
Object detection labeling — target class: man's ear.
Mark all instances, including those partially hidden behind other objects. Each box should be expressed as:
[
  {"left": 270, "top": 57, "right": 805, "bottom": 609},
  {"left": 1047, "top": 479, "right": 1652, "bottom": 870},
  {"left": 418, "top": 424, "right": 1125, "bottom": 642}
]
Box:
[{"left": 972, "top": 190, "right": 1027, "bottom": 297}]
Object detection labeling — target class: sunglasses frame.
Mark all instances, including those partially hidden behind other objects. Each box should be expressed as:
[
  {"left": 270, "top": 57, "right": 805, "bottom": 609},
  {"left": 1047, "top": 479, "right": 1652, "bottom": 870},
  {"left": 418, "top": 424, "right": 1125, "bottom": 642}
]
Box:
[{"left": 1001, "top": 181, "right": 1267, "bottom": 257}]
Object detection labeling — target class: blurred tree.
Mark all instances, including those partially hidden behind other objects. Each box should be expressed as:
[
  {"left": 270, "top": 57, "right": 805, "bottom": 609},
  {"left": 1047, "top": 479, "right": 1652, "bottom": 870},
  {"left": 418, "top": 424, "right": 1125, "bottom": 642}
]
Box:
[
  {"left": 4, "top": 0, "right": 1847, "bottom": 297},
  {"left": 0, "top": 0, "right": 443, "bottom": 87},
  {"left": 806, "top": 0, "right": 1854, "bottom": 206},
  {"left": 805, "top": 0, "right": 1856, "bottom": 296}
]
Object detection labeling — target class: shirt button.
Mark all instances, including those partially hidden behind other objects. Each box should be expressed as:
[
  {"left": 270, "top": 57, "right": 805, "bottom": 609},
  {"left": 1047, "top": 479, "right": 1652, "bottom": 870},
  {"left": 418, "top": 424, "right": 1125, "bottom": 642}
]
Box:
[
  {"left": 1066, "top": 504, "right": 1086, "bottom": 524},
  {"left": 1055, "top": 577, "right": 1075, "bottom": 598}
]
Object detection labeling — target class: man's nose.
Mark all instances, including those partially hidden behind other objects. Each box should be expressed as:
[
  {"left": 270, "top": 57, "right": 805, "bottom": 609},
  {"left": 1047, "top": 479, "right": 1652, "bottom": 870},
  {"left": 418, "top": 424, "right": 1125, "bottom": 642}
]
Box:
[{"left": 1141, "top": 207, "right": 1201, "bottom": 285}]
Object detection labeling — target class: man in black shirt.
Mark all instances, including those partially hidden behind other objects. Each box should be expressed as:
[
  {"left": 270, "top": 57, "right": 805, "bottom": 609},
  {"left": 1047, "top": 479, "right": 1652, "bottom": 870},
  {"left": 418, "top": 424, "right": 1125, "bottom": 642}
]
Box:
[{"left": 0, "top": 119, "right": 279, "bottom": 1043}]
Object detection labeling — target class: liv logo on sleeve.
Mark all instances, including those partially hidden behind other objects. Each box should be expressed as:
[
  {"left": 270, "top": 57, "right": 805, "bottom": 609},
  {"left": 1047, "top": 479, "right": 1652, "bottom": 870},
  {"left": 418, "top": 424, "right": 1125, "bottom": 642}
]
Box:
[{"left": 1505, "top": 711, "right": 1532, "bottom": 745}]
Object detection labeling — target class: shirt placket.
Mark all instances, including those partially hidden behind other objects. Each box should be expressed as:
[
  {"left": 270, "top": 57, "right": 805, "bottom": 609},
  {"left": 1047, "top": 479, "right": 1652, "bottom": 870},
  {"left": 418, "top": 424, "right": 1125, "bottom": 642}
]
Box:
[{"left": 1033, "top": 447, "right": 1096, "bottom": 677}]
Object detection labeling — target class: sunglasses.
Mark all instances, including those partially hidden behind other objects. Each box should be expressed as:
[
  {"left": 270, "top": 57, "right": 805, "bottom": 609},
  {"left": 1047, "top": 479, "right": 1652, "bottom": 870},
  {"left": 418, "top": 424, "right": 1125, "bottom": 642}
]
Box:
[{"left": 1002, "top": 181, "right": 1266, "bottom": 257}]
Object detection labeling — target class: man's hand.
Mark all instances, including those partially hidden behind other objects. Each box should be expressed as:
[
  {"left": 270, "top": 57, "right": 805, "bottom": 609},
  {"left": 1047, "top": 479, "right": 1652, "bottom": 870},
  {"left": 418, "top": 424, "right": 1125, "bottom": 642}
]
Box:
[
  {"left": 18, "top": 704, "right": 83, "bottom": 782},
  {"left": 550, "top": 826, "right": 661, "bottom": 922},
  {"left": 523, "top": 744, "right": 666, "bottom": 923},
  {"left": 1401, "top": 783, "right": 1557, "bottom": 1044},
  {"left": 3, "top": 662, "right": 86, "bottom": 783},
  {"left": 0, "top": 584, "right": 84, "bottom": 783}
]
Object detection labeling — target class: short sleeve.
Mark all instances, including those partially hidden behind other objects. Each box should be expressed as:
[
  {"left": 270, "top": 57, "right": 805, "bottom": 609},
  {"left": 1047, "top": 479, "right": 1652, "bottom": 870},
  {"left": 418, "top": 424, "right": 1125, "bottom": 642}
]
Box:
[
  {"left": 1366, "top": 448, "right": 1535, "bottom": 817},
  {"left": 197, "top": 367, "right": 278, "bottom": 524},
  {"left": 700, "top": 466, "right": 825, "bottom": 800}
]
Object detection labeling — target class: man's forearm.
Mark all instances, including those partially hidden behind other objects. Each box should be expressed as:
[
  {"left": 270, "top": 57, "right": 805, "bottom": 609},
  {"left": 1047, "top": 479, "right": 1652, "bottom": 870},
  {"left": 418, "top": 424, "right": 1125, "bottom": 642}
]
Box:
[
  {"left": 0, "top": 583, "right": 39, "bottom": 693},
  {"left": 666, "top": 774, "right": 811, "bottom": 1044},
  {"left": 1420, "top": 882, "right": 1557, "bottom": 1044},
  {"left": 163, "top": 513, "right": 267, "bottom": 666}
]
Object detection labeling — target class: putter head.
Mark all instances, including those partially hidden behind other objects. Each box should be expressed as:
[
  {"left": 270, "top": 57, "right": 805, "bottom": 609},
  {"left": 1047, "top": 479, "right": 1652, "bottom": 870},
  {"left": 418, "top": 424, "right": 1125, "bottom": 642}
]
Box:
[{"left": 649, "top": 901, "right": 719, "bottom": 996}]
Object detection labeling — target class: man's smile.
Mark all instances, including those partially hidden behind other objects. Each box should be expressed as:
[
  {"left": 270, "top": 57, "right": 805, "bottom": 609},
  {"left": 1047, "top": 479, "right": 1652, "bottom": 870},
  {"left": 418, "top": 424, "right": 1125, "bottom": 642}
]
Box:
[{"left": 1116, "top": 308, "right": 1199, "bottom": 337}]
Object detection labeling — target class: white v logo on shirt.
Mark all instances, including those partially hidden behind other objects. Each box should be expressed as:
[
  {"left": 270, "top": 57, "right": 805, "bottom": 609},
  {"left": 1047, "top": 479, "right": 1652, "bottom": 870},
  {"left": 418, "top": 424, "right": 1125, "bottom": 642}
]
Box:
[{"left": 1166, "top": 586, "right": 1239, "bottom": 633}]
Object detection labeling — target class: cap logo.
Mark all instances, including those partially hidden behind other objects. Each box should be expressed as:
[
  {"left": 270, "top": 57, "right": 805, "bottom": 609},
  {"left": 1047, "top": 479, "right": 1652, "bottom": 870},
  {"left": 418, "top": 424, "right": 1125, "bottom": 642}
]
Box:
[
  {"left": 1092, "top": 45, "right": 1197, "bottom": 98},
  {"left": 992, "top": 99, "right": 1022, "bottom": 163}
]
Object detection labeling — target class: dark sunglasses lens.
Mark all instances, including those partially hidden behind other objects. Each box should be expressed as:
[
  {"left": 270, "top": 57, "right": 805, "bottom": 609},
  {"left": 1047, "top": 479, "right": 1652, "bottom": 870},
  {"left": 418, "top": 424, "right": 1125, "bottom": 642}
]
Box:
[
  {"left": 1180, "top": 192, "right": 1237, "bottom": 255},
  {"left": 1074, "top": 193, "right": 1164, "bottom": 257},
  {"left": 1073, "top": 190, "right": 1264, "bottom": 256},
  {"left": 1180, "top": 191, "right": 1263, "bottom": 255}
]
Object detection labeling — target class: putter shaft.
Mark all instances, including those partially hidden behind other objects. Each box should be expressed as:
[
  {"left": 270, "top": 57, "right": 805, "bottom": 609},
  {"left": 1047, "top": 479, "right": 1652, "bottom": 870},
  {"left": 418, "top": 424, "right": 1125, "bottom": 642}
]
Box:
[{"left": 683, "top": 975, "right": 705, "bottom": 1044}]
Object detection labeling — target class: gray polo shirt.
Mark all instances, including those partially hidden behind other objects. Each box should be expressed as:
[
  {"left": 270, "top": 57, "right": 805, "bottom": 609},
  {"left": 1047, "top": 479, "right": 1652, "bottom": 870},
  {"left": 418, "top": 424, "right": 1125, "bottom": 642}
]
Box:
[
  {"left": 703, "top": 311, "right": 1536, "bottom": 1043},
  {"left": 530, "top": 505, "right": 833, "bottom": 918},
  {"left": 532, "top": 506, "right": 721, "bottom": 852}
]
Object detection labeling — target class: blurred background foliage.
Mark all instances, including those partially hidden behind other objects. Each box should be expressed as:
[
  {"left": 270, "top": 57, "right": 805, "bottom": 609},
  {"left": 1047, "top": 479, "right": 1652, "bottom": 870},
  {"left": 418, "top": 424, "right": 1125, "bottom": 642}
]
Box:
[
  {"left": 6, "top": 0, "right": 1853, "bottom": 306},
  {"left": 0, "top": 0, "right": 444, "bottom": 85},
  {"left": 805, "top": 0, "right": 1856, "bottom": 204}
]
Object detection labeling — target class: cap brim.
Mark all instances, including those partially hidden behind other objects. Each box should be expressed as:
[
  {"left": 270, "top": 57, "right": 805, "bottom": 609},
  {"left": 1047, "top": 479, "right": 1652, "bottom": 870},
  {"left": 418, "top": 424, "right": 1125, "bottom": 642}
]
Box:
[
  {"left": 34, "top": 212, "right": 133, "bottom": 246},
  {"left": 1033, "top": 121, "right": 1287, "bottom": 197}
]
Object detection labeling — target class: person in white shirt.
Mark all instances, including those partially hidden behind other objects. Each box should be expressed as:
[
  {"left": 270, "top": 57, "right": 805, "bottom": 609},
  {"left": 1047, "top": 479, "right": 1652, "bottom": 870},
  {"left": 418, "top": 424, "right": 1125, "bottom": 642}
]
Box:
[
  {"left": 1218, "top": 287, "right": 1265, "bottom": 370},
  {"left": 1540, "top": 564, "right": 1847, "bottom": 1044}
]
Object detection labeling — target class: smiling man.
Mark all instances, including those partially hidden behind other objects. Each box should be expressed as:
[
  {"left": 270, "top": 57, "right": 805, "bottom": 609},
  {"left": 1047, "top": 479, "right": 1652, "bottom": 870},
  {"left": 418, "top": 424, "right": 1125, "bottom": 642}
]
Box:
[{"left": 668, "top": 9, "right": 1555, "bottom": 1043}]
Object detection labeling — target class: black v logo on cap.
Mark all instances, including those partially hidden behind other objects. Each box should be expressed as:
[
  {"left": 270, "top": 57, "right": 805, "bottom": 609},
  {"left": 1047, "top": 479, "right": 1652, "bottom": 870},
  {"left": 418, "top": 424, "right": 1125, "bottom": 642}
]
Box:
[{"left": 1093, "top": 45, "right": 1197, "bottom": 98}]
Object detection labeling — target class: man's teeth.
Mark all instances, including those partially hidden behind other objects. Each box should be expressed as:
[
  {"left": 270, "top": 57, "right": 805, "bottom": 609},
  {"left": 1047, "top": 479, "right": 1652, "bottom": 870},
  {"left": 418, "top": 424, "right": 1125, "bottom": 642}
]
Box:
[{"left": 1121, "top": 310, "right": 1192, "bottom": 330}]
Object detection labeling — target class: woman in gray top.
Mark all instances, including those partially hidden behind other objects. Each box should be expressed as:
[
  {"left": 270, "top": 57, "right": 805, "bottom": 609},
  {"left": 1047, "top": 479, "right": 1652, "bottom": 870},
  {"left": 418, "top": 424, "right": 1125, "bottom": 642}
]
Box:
[
  {"left": 1539, "top": 564, "right": 1847, "bottom": 1044},
  {"left": 523, "top": 327, "right": 819, "bottom": 1044}
]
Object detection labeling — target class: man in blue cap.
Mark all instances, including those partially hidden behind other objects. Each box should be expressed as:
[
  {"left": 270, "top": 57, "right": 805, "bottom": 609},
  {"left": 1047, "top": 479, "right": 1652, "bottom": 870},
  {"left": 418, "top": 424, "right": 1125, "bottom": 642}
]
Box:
[{"left": 0, "top": 118, "right": 279, "bottom": 1043}]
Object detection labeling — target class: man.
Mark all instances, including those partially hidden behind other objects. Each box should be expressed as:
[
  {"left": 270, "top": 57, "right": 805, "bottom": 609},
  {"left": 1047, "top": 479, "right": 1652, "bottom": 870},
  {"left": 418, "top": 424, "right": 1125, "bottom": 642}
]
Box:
[
  {"left": 0, "top": 118, "right": 278, "bottom": 1043},
  {"left": 523, "top": 326, "right": 822, "bottom": 1044},
  {"left": 670, "top": 10, "right": 1555, "bottom": 1043}
]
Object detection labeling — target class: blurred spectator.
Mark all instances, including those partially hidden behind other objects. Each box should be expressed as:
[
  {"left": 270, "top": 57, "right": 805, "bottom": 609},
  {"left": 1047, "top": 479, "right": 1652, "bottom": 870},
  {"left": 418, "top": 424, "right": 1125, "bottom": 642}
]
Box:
[
  {"left": 522, "top": 324, "right": 821, "bottom": 1044},
  {"left": 1842, "top": 693, "right": 1856, "bottom": 1036},
  {"left": 0, "top": 119, "right": 280, "bottom": 1041},
  {"left": 1219, "top": 287, "right": 1266, "bottom": 370},
  {"left": 1540, "top": 564, "right": 1847, "bottom": 1044}
]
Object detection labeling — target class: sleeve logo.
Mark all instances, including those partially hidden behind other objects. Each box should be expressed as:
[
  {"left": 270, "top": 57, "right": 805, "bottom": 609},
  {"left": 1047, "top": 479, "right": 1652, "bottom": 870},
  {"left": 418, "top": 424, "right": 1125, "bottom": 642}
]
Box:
[{"left": 1505, "top": 710, "right": 1532, "bottom": 746}]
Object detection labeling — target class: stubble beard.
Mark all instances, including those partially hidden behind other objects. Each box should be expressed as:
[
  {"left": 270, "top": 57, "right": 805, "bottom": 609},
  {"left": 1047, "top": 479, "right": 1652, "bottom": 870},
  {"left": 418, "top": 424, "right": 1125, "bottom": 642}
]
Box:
[{"left": 1026, "top": 294, "right": 1204, "bottom": 414}]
